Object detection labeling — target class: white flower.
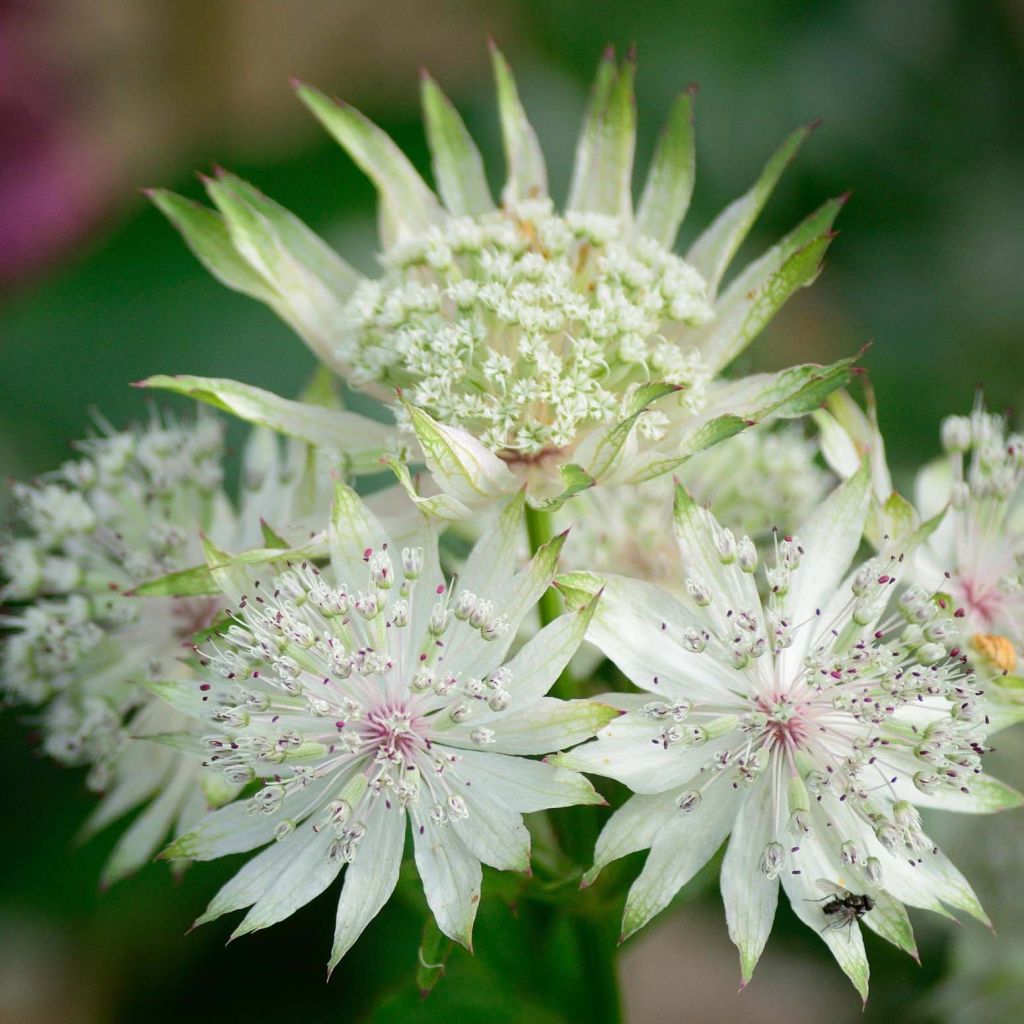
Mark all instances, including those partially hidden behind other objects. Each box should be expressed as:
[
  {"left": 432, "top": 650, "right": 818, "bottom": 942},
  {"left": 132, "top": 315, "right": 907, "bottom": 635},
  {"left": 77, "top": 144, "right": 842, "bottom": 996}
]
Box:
[
  {"left": 157, "top": 486, "right": 612, "bottom": 968},
  {"left": 911, "top": 403, "right": 1024, "bottom": 671},
  {"left": 147, "top": 46, "right": 853, "bottom": 511},
  {"left": 1, "top": 412, "right": 336, "bottom": 884},
  {"left": 560, "top": 424, "right": 832, "bottom": 585},
  {"left": 551, "top": 468, "right": 1022, "bottom": 998}
]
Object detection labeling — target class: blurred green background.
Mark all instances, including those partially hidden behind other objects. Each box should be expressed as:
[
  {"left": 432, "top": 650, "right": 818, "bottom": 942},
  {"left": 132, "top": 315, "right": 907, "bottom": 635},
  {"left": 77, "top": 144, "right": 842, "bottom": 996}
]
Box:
[{"left": 1, "top": 1, "right": 1022, "bottom": 1021}]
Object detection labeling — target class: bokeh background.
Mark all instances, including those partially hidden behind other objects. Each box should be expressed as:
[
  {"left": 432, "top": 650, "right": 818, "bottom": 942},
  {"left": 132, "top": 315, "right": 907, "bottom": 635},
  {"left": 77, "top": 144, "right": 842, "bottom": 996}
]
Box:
[{"left": 2, "top": 1, "right": 1023, "bottom": 1021}]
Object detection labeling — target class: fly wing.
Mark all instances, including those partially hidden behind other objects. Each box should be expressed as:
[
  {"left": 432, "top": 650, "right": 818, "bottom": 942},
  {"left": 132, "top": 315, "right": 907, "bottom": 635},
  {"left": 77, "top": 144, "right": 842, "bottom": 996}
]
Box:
[{"left": 816, "top": 877, "right": 849, "bottom": 898}]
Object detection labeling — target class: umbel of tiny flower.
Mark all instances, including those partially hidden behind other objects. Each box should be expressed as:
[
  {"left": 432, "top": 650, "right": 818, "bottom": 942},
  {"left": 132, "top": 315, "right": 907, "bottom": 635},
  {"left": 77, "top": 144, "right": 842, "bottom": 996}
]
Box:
[
  {"left": 551, "top": 466, "right": 1024, "bottom": 1000},
  {"left": 143, "top": 43, "right": 855, "bottom": 514},
  {"left": 154, "top": 484, "right": 613, "bottom": 969},
  {"left": 0, "top": 410, "right": 336, "bottom": 886}
]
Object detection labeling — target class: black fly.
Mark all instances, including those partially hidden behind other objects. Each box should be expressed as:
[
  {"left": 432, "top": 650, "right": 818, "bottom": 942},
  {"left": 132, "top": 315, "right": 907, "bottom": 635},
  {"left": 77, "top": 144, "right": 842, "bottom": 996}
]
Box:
[{"left": 811, "top": 879, "right": 874, "bottom": 933}]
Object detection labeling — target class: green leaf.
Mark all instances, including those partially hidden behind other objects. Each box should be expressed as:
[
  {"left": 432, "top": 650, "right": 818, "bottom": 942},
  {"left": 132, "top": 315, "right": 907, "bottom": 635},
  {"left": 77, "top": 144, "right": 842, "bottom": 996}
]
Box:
[
  {"left": 381, "top": 453, "right": 473, "bottom": 521},
  {"left": 296, "top": 82, "right": 441, "bottom": 245},
  {"left": 421, "top": 72, "right": 493, "bottom": 217},
  {"left": 260, "top": 519, "right": 290, "bottom": 549},
  {"left": 146, "top": 189, "right": 275, "bottom": 301},
  {"left": 490, "top": 43, "right": 547, "bottom": 203},
  {"left": 635, "top": 86, "right": 696, "bottom": 248},
  {"left": 406, "top": 404, "right": 519, "bottom": 505},
  {"left": 138, "top": 374, "right": 398, "bottom": 473},
  {"left": 574, "top": 381, "right": 679, "bottom": 483},
  {"left": 528, "top": 462, "right": 596, "bottom": 512},
  {"left": 132, "top": 562, "right": 221, "bottom": 597},
  {"left": 207, "top": 170, "right": 360, "bottom": 298},
  {"left": 693, "top": 195, "right": 845, "bottom": 371},
  {"left": 567, "top": 50, "right": 636, "bottom": 221},
  {"left": 687, "top": 122, "right": 818, "bottom": 296}
]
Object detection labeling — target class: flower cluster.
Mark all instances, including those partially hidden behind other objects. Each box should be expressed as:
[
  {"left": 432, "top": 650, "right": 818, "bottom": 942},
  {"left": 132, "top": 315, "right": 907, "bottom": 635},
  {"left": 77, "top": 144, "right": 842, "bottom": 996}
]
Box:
[
  {"left": 148, "top": 45, "right": 853, "bottom": 506},
  {"left": 342, "top": 199, "right": 712, "bottom": 455},
  {"left": 913, "top": 404, "right": 1024, "bottom": 666},
  {"left": 2, "top": 44, "right": 1021, "bottom": 1003},
  {"left": 554, "top": 469, "right": 1021, "bottom": 997},
  {"left": 1, "top": 413, "right": 335, "bottom": 883},
  {"left": 161, "top": 487, "right": 610, "bottom": 963}
]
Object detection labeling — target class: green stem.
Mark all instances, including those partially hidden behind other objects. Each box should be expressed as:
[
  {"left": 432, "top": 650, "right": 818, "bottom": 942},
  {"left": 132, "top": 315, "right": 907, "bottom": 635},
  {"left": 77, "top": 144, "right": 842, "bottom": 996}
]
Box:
[
  {"left": 575, "top": 914, "right": 623, "bottom": 1024},
  {"left": 524, "top": 504, "right": 562, "bottom": 627},
  {"left": 525, "top": 510, "right": 620, "bottom": 1020},
  {"left": 523, "top": 504, "right": 574, "bottom": 700}
]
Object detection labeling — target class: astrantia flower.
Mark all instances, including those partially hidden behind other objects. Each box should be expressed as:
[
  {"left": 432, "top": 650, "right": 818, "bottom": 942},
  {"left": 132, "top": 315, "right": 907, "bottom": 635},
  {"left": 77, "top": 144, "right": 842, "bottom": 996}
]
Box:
[
  {"left": 911, "top": 404, "right": 1024, "bottom": 668},
  {"left": 1, "top": 412, "right": 335, "bottom": 883},
  {"left": 820, "top": 393, "right": 1024, "bottom": 675},
  {"left": 552, "top": 468, "right": 1022, "bottom": 998},
  {"left": 561, "top": 423, "right": 832, "bottom": 585},
  {"left": 146, "top": 45, "right": 853, "bottom": 511},
  {"left": 156, "top": 486, "right": 612, "bottom": 967}
]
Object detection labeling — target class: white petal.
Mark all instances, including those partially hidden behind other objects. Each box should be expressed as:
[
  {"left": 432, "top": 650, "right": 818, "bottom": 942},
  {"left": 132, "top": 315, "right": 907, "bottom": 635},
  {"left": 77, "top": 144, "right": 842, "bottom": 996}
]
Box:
[
  {"left": 914, "top": 458, "right": 953, "bottom": 521},
  {"left": 551, "top": 713, "right": 734, "bottom": 794},
  {"left": 583, "top": 790, "right": 680, "bottom": 886},
  {"left": 411, "top": 812, "right": 482, "bottom": 948},
  {"left": 781, "top": 464, "right": 871, "bottom": 673},
  {"left": 194, "top": 832, "right": 299, "bottom": 926},
  {"left": 443, "top": 699, "right": 619, "bottom": 756},
  {"left": 138, "top": 375, "right": 396, "bottom": 474},
  {"left": 420, "top": 73, "right": 494, "bottom": 217},
  {"left": 442, "top": 528, "right": 566, "bottom": 679},
  {"left": 621, "top": 779, "right": 739, "bottom": 938},
  {"left": 163, "top": 778, "right": 331, "bottom": 860},
  {"left": 888, "top": 766, "right": 1023, "bottom": 815},
  {"left": 720, "top": 780, "right": 780, "bottom": 986},
  {"left": 560, "top": 571, "right": 743, "bottom": 704},
  {"left": 780, "top": 834, "right": 870, "bottom": 1001},
  {"left": 859, "top": 888, "right": 917, "bottom": 960},
  {"left": 451, "top": 748, "right": 603, "bottom": 812},
  {"left": 455, "top": 491, "right": 526, "bottom": 607},
  {"left": 231, "top": 822, "right": 343, "bottom": 938},
  {"left": 672, "top": 486, "right": 763, "bottom": 632},
  {"left": 297, "top": 84, "right": 442, "bottom": 245},
  {"left": 329, "top": 798, "right": 406, "bottom": 970},
  {"left": 80, "top": 741, "right": 175, "bottom": 840},
  {"left": 567, "top": 53, "right": 635, "bottom": 222},
  {"left": 490, "top": 45, "right": 548, "bottom": 204},
  {"left": 446, "top": 784, "right": 530, "bottom": 873},
  {"left": 100, "top": 767, "right": 193, "bottom": 888}
]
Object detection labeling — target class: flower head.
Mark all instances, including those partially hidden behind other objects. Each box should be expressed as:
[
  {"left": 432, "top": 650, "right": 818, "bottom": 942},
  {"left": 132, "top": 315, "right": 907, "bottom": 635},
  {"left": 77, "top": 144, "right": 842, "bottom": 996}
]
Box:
[
  {"left": 553, "top": 468, "right": 1021, "bottom": 997},
  {"left": 912, "top": 403, "right": 1024, "bottom": 666},
  {"left": 158, "top": 486, "right": 611, "bottom": 966},
  {"left": 1, "top": 412, "right": 335, "bottom": 883},
  {"left": 148, "top": 46, "right": 853, "bottom": 510}
]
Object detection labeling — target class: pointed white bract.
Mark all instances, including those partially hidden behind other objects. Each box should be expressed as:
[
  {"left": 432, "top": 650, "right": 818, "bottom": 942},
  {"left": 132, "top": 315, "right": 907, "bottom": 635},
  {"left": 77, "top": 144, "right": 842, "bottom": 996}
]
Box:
[
  {"left": 150, "top": 47, "right": 854, "bottom": 509},
  {"left": 159, "top": 485, "right": 610, "bottom": 965},
  {"left": 1, "top": 412, "right": 336, "bottom": 885},
  {"left": 553, "top": 470, "right": 1021, "bottom": 997}
]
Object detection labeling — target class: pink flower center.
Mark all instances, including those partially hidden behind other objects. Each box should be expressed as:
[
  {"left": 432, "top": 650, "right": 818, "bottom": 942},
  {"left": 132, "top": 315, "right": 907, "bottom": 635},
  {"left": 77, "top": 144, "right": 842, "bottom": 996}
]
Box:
[
  {"left": 363, "top": 703, "right": 427, "bottom": 760},
  {"left": 758, "top": 694, "right": 810, "bottom": 751}
]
